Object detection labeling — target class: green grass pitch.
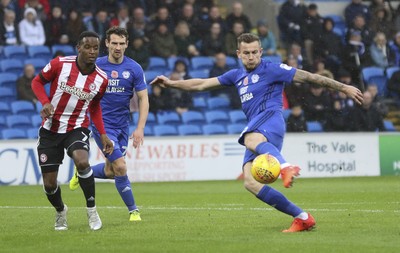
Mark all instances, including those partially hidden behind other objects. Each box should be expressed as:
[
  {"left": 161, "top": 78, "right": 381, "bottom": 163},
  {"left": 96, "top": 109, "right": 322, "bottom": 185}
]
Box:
[{"left": 0, "top": 176, "right": 399, "bottom": 253}]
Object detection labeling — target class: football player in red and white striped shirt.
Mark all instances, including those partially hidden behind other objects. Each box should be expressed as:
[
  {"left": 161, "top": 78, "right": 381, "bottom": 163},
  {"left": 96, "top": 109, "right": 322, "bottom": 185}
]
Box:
[{"left": 31, "top": 31, "right": 114, "bottom": 231}]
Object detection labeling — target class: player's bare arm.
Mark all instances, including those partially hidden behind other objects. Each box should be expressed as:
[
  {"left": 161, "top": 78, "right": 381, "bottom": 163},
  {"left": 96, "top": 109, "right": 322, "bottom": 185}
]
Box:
[
  {"left": 150, "top": 75, "right": 221, "bottom": 91},
  {"left": 293, "top": 69, "right": 364, "bottom": 105},
  {"left": 131, "top": 89, "right": 149, "bottom": 148}
]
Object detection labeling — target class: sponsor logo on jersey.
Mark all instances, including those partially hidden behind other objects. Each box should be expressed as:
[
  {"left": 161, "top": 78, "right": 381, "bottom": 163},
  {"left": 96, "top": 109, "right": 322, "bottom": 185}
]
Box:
[
  {"left": 122, "top": 71, "right": 130, "bottom": 79},
  {"left": 60, "top": 82, "right": 95, "bottom": 100},
  {"left": 251, "top": 74, "right": 259, "bottom": 83},
  {"left": 111, "top": 70, "right": 118, "bottom": 78}
]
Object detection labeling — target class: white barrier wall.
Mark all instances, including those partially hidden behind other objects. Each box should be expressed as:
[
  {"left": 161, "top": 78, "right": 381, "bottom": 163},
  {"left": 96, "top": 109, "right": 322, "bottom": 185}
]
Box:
[{"left": 0, "top": 133, "right": 380, "bottom": 185}]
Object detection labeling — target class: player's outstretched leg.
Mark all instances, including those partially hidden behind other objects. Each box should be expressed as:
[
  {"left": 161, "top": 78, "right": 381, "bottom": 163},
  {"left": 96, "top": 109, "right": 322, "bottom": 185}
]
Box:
[
  {"left": 255, "top": 142, "right": 300, "bottom": 188},
  {"left": 115, "top": 175, "right": 141, "bottom": 221}
]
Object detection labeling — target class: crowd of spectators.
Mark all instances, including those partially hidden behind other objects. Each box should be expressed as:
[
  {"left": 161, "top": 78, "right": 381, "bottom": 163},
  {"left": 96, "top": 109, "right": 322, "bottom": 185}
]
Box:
[{"left": 1, "top": 0, "right": 399, "bottom": 132}]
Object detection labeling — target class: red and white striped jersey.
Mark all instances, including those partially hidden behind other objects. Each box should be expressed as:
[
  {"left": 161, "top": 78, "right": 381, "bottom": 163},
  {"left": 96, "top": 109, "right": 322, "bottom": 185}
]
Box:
[{"left": 39, "top": 56, "right": 108, "bottom": 133}]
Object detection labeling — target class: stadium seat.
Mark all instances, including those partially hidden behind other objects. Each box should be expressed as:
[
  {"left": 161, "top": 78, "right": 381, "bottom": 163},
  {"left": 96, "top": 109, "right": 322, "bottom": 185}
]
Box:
[
  {"left": 0, "top": 73, "right": 18, "bottom": 89},
  {"left": 205, "top": 110, "right": 230, "bottom": 125},
  {"left": 153, "top": 125, "right": 178, "bottom": 136},
  {"left": 202, "top": 124, "right": 226, "bottom": 135},
  {"left": 306, "top": 121, "right": 324, "bottom": 132},
  {"left": 181, "top": 111, "right": 206, "bottom": 125},
  {"left": 51, "top": 44, "right": 75, "bottom": 56},
  {"left": 0, "top": 87, "right": 17, "bottom": 103},
  {"left": 26, "top": 128, "right": 39, "bottom": 139},
  {"left": 27, "top": 45, "right": 52, "bottom": 60},
  {"left": 147, "top": 57, "right": 167, "bottom": 71},
  {"left": 192, "top": 97, "right": 207, "bottom": 111},
  {"left": 362, "top": 66, "right": 385, "bottom": 82},
  {"left": 262, "top": 55, "right": 282, "bottom": 63},
  {"left": 0, "top": 116, "right": 7, "bottom": 130},
  {"left": 167, "top": 57, "right": 190, "bottom": 71},
  {"left": 367, "top": 76, "right": 388, "bottom": 97},
  {"left": 178, "top": 124, "right": 203, "bottom": 135},
  {"left": 384, "top": 120, "right": 396, "bottom": 131},
  {"left": 35, "top": 101, "right": 42, "bottom": 113},
  {"left": 228, "top": 110, "right": 247, "bottom": 124},
  {"left": 227, "top": 123, "right": 245, "bottom": 134},
  {"left": 133, "top": 111, "right": 157, "bottom": 126},
  {"left": 3, "top": 45, "right": 27, "bottom": 59},
  {"left": 1, "top": 128, "right": 27, "bottom": 139},
  {"left": 24, "top": 58, "right": 48, "bottom": 72},
  {"left": 144, "top": 70, "right": 161, "bottom": 84},
  {"left": 362, "top": 67, "right": 387, "bottom": 97},
  {"left": 129, "top": 125, "right": 153, "bottom": 136},
  {"left": 225, "top": 56, "right": 238, "bottom": 69},
  {"left": 6, "top": 115, "right": 32, "bottom": 129},
  {"left": 191, "top": 56, "right": 214, "bottom": 70},
  {"left": 386, "top": 66, "right": 400, "bottom": 79},
  {"left": 0, "top": 102, "right": 11, "bottom": 117},
  {"left": 0, "top": 59, "right": 24, "bottom": 75},
  {"left": 207, "top": 96, "right": 230, "bottom": 110},
  {"left": 189, "top": 69, "right": 210, "bottom": 78},
  {"left": 282, "top": 109, "right": 292, "bottom": 122},
  {"left": 10, "top": 101, "right": 36, "bottom": 115},
  {"left": 31, "top": 114, "right": 43, "bottom": 127},
  {"left": 157, "top": 111, "right": 181, "bottom": 125}
]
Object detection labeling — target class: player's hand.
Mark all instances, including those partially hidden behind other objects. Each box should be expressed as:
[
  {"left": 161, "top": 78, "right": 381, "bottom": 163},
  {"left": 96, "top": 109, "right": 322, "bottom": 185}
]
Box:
[
  {"left": 40, "top": 103, "right": 54, "bottom": 119},
  {"left": 130, "top": 128, "right": 144, "bottom": 149},
  {"left": 150, "top": 75, "right": 171, "bottom": 88},
  {"left": 343, "top": 85, "right": 364, "bottom": 105},
  {"left": 100, "top": 134, "right": 114, "bottom": 155}
]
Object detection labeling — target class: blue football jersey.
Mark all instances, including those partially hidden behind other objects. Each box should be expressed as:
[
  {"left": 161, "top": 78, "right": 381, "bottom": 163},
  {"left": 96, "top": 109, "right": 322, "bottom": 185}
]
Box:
[
  {"left": 217, "top": 59, "right": 296, "bottom": 121},
  {"left": 95, "top": 56, "right": 147, "bottom": 129}
]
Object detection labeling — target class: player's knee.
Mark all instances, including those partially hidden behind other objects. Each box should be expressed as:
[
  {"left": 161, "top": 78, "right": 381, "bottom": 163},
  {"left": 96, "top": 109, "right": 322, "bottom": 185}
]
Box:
[
  {"left": 243, "top": 177, "right": 259, "bottom": 194},
  {"left": 113, "top": 164, "right": 127, "bottom": 176},
  {"left": 43, "top": 182, "right": 57, "bottom": 193},
  {"left": 75, "top": 160, "right": 90, "bottom": 171}
]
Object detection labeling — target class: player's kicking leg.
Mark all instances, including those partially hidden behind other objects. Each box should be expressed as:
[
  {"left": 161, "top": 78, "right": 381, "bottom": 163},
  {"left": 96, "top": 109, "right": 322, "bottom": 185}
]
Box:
[{"left": 243, "top": 161, "right": 316, "bottom": 232}]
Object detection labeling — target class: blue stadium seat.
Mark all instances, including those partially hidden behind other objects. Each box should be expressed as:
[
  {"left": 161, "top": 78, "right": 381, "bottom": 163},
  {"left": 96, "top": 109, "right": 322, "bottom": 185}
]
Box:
[
  {"left": 0, "top": 87, "right": 17, "bottom": 103},
  {"left": 1, "top": 128, "right": 27, "bottom": 139},
  {"left": 129, "top": 125, "right": 153, "bottom": 136},
  {"left": 282, "top": 109, "right": 292, "bottom": 122},
  {"left": 181, "top": 111, "right": 206, "bottom": 125},
  {"left": 31, "top": 114, "right": 43, "bottom": 127},
  {"left": 191, "top": 56, "right": 214, "bottom": 70},
  {"left": 227, "top": 123, "right": 245, "bottom": 134},
  {"left": 27, "top": 45, "right": 52, "bottom": 60},
  {"left": 0, "top": 102, "right": 11, "bottom": 117},
  {"left": 157, "top": 111, "right": 181, "bottom": 125},
  {"left": 207, "top": 96, "right": 230, "bottom": 110},
  {"left": 0, "top": 116, "right": 7, "bottom": 130},
  {"left": 144, "top": 70, "right": 162, "bottom": 84},
  {"left": 362, "top": 67, "right": 387, "bottom": 97},
  {"left": 192, "top": 97, "right": 207, "bottom": 111},
  {"left": 367, "top": 76, "right": 388, "bottom": 97},
  {"left": 362, "top": 66, "right": 385, "bottom": 82},
  {"left": 6, "top": 115, "right": 32, "bottom": 129},
  {"left": 228, "top": 110, "right": 247, "bottom": 124},
  {"left": 3, "top": 45, "right": 27, "bottom": 59},
  {"left": 202, "top": 124, "right": 226, "bottom": 135},
  {"left": 11, "top": 100, "right": 36, "bottom": 116},
  {"left": 147, "top": 57, "right": 167, "bottom": 71},
  {"left": 0, "top": 59, "right": 24, "bottom": 74},
  {"left": 178, "top": 124, "right": 203, "bottom": 136},
  {"left": 167, "top": 57, "right": 190, "bottom": 71},
  {"left": 24, "top": 58, "right": 48, "bottom": 72},
  {"left": 132, "top": 111, "right": 157, "bottom": 126},
  {"left": 189, "top": 69, "right": 210, "bottom": 78},
  {"left": 384, "top": 120, "right": 396, "bottom": 131},
  {"left": 306, "top": 121, "right": 324, "bottom": 132},
  {"left": 386, "top": 66, "right": 400, "bottom": 79},
  {"left": 36, "top": 101, "right": 42, "bottom": 113},
  {"left": 26, "top": 128, "right": 39, "bottom": 139},
  {"left": 51, "top": 44, "right": 75, "bottom": 56},
  {"left": 0, "top": 73, "right": 18, "bottom": 89},
  {"left": 153, "top": 125, "right": 178, "bottom": 136},
  {"left": 225, "top": 56, "right": 238, "bottom": 69},
  {"left": 205, "top": 110, "right": 230, "bottom": 125},
  {"left": 262, "top": 55, "right": 282, "bottom": 63}
]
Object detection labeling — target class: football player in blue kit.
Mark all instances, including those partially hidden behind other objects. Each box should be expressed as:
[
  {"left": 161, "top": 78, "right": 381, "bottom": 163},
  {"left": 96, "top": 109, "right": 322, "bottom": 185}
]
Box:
[
  {"left": 151, "top": 33, "right": 363, "bottom": 232},
  {"left": 70, "top": 27, "right": 149, "bottom": 222}
]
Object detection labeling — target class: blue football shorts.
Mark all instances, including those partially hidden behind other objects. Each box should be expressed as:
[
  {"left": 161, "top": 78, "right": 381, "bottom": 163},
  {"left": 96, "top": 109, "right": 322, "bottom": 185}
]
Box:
[
  {"left": 238, "top": 110, "right": 285, "bottom": 166},
  {"left": 92, "top": 126, "right": 129, "bottom": 163}
]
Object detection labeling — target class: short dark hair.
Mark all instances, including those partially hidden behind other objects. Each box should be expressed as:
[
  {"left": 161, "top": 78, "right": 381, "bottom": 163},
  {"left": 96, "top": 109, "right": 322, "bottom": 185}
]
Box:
[
  {"left": 106, "top": 26, "right": 129, "bottom": 41},
  {"left": 236, "top": 33, "right": 260, "bottom": 48},
  {"left": 77, "top": 31, "right": 100, "bottom": 46}
]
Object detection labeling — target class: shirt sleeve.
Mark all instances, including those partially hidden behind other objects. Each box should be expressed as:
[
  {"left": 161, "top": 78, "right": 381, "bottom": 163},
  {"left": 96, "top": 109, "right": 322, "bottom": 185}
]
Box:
[{"left": 217, "top": 69, "right": 238, "bottom": 87}]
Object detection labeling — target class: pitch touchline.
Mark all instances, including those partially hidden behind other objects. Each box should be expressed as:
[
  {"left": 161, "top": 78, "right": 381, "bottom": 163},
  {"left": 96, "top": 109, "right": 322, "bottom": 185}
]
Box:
[{"left": 0, "top": 206, "right": 398, "bottom": 213}]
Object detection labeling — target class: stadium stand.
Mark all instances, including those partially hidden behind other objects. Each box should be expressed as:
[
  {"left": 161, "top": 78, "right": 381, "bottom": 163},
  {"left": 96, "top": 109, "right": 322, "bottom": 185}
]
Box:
[
  {"left": 3, "top": 45, "right": 27, "bottom": 59},
  {"left": 0, "top": 102, "right": 11, "bottom": 117},
  {"left": 178, "top": 124, "right": 203, "bottom": 136},
  {"left": 306, "top": 121, "right": 324, "bottom": 132},
  {"left": 156, "top": 111, "right": 181, "bottom": 125},
  {"left": 0, "top": 73, "right": 18, "bottom": 89},
  {"left": 6, "top": 115, "right": 32, "bottom": 130},
  {"left": 202, "top": 124, "right": 226, "bottom": 135},
  {"left": 181, "top": 111, "right": 206, "bottom": 125},
  {"left": 0, "top": 87, "right": 17, "bottom": 103},
  {"left": 153, "top": 125, "right": 178, "bottom": 136},
  {"left": 205, "top": 110, "right": 230, "bottom": 125},
  {"left": 10, "top": 101, "right": 36, "bottom": 116},
  {"left": 227, "top": 123, "right": 246, "bottom": 134},
  {"left": 207, "top": 96, "right": 230, "bottom": 110},
  {"left": 1, "top": 129, "right": 27, "bottom": 139},
  {"left": 147, "top": 57, "right": 167, "bottom": 71},
  {"left": 0, "top": 59, "right": 24, "bottom": 75},
  {"left": 27, "top": 45, "right": 52, "bottom": 60},
  {"left": 51, "top": 44, "right": 76, "bottom": 56},
  {"left": 190, "top": 56, "right": 214, "bottom": 70}
]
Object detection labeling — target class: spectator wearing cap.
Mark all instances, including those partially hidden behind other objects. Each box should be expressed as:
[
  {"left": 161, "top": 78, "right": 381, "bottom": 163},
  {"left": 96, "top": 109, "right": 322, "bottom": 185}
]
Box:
[
  {"left": 18, "top": 7, "right": 45, "bottom": 45},
  {"left": 301, "top": 3, "right": 324, "bottom": 66},
  {"left": 256, "top": 19, "right": 277, "bottom": 56}
]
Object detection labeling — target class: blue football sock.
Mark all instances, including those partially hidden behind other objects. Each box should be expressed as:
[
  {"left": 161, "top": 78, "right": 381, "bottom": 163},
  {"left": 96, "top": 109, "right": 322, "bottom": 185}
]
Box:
[
  {"left": 91, "top": 163, "right": 107, "bottom": 179},
  {"left": 256, "top": 185, "right": 303, "bottom": 217},
  {"left": 115, "top": 175, "right": 137, "bottom": 212},
  {"left": 255, "top": 142, "right": 287, "bottom": 164}
]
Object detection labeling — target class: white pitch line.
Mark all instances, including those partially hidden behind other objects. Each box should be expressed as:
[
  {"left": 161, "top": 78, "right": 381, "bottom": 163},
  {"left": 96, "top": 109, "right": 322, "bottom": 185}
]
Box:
[{"left": 0, "top": 206, "right": 398, "bottom": 213}]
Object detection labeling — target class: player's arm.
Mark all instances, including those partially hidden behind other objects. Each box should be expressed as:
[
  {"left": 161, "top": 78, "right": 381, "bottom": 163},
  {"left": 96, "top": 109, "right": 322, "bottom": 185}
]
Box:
[
  {"left": 150, "top": 75, "right": 221, "bottom": 91},
  {"left": 89, "top": 98, "right": 114, "bottom": 155},
  {"left": 293, "top": 69, "right": 364, "bottom": 105},
  {"left": 131, "top": 89, "right": 149, "bottom": 148}
]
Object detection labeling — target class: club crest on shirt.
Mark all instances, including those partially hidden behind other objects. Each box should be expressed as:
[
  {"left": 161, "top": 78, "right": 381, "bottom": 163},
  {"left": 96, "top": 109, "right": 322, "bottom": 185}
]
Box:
[
  {"left": 111, "top": 70, "right": 118, "bottom": 78},
  {"left": 243, "top": 77, "right": 248, "bottom": 86},
  {"left": 122, "top": 71, "right": 130, "bottom": 79},
  {"left": 89, "top": 83, "right": 96, "bottom": 91},
  {"left": 40, "top": 153, "right": 48, "bottom": 163},
  {"left": 251, "top": 74, "right": 259, "bottom": 83}
]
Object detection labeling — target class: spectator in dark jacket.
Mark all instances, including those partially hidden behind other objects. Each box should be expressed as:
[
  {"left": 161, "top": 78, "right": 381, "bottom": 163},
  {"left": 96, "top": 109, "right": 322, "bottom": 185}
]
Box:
[
  {"left": 225, "top": 2, "right": 252, "bottom": 32},
  {"left": 286, "top": 104, "right": 307, "bottom": 132},
  {"left": 17, "top": 64, "right": 38, "bottom": 105},
  {"left": 301, "top": 3, "right": 324, "bottom": 66}
]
